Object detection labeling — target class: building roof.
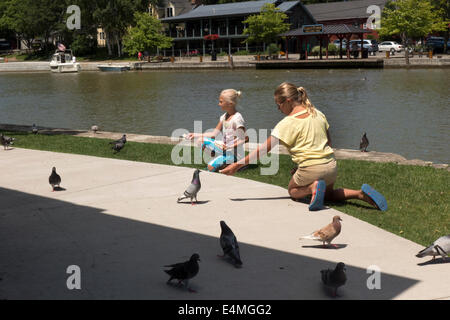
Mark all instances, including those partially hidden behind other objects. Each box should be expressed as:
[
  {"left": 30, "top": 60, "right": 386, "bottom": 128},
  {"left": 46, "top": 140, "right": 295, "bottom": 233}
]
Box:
[
  {"left": 161, "top": 0, "right": 299, "bottom": 22},
  {"left": 280, "top": 24, "right": 371, "bottom": 36},
  {"left": 305, "top": 0, "right": 388, "bottom": 22}
]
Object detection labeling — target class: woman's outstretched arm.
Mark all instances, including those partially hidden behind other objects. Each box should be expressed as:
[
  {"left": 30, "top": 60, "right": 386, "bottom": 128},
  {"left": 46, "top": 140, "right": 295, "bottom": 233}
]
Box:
[{"left": 220, "top": 136, "right": 279, "bottom": 175}]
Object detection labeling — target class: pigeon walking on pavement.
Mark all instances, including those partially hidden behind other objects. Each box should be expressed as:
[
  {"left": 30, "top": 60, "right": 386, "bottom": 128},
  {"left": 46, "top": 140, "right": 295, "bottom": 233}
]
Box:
[
  {"left": 1, "top": 133, "right": 15, "bottom": 150},
  {"left": 49, "top": 167, "right": 61, "bottom": 191},
  {"left": 321, "top": 262, "right": 347, "bottom": 297},
  {"left": 416, "top": 235, "right": 450, "bottom": 261},
  {"left": 360, "top": 132, "right": 369, "bottom": 152},
  {"left": 177, "top": 169, "right": 201, "bottom": 205},
  {"left": 164, "top": 253, "right": 201, "bottom": 292},
  {"left": 299, "top": 215, "right": 342, "bottom": 248},
  {"left": 32, "top": 124, "right": 38, "bottom": 134},
  {"left": 219, "top": 221, "right": 243, "bottom": 268}
]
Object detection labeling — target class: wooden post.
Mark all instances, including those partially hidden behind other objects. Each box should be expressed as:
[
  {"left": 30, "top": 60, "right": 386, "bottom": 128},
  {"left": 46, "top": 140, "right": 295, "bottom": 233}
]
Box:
[
  {"left": 300, "top": 37, "right": 303, "bottom": 60},
  {"left": 285, "top": 37, "right": 289, "bottom": 60},
  {"left": 305, "top": 38, "right": 308, "bottom": 60},
  {"left": 346, "top": 35, "right": 351, "bottom": 59},
  {"left": 319, "top": 36, "right": 323, "bottom": 60},
  {"left": 326, "top": 36, "right": 329, "bottom": 60}
]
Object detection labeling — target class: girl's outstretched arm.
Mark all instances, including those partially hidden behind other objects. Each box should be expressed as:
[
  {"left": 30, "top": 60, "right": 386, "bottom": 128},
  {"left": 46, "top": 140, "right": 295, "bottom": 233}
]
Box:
[
  {"left": 220, "top": 136, "right": 279, "bottom": 176},
  {"left": 186, "top": 121, "right": 222, "bottom": 140}
]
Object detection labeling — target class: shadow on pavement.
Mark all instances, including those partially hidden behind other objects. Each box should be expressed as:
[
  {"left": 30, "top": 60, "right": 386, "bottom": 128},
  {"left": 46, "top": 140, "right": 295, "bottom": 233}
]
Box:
[
  {"left": 230, "top": 196, "right": 291, "bottom": 201},
  {"left": 417, "top": 258, "right": 450, "bottom": 266},
  {"left": 0, "top": 187, "right": 419, "bottom": 299}
]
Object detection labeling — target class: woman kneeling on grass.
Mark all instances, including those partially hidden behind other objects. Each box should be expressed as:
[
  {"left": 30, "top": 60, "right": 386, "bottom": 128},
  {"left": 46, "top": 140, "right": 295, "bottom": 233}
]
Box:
[{"left": 220, "top": 82, "right": 387, "bottom": 211}]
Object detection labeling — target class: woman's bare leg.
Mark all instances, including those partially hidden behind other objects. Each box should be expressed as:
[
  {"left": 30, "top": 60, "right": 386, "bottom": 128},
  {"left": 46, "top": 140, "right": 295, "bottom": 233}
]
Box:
[
  {"left": 325, "top": 183, "right": 378, "bottom": 208},
  {"left": 288, "top": 177, "right": 316, "bottom": 201}
]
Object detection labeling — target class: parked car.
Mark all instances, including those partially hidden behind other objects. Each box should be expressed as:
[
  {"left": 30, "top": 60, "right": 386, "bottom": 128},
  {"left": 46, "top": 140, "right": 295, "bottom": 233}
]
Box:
[
  {"left": 378, "top": 41, "right": 403, "bottom": 53},
  {"left": 332, "top": 39, "right": 347, "bottom": 49},
  {"left": 0, "top": 39, "right": 11, "bottom": 51},
  {"left": 349, "top": 39, "right": 378, "bottom": 55},
  {"left": 425, "top": 36, "right": 445, "bottom": 53}
]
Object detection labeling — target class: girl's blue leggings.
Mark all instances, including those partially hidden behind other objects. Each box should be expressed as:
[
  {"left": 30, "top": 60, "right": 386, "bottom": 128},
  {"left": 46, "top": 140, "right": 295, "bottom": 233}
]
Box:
[{"left": 202, "top": 138, "right": 237, "bottom": 172}]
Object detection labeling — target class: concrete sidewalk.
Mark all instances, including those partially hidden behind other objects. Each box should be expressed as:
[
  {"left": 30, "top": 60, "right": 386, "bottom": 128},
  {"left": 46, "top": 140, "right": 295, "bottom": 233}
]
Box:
[{"left": 0, "top": 148, "right": 448, "bottom": 300}]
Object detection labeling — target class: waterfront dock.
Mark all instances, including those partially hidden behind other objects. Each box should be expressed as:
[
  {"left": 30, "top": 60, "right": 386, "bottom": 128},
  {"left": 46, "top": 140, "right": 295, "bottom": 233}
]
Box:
[{"left": 1, "top": 53, "right": 450, "bottom": 72}]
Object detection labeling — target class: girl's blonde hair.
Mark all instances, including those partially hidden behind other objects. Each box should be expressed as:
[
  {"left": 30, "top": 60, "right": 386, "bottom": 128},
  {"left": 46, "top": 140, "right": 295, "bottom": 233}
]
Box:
[
  {"left": 274, "top": 82, "right": 317, "bottom": 116},
  {"left": 221, "top": 89, "right": 242, "bottom": 108}
]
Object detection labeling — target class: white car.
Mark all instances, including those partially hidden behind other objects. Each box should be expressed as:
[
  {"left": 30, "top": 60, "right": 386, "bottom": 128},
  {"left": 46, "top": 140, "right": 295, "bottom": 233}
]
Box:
[{"left": 378, "top": 41, "right": 403, "bottom": 53}]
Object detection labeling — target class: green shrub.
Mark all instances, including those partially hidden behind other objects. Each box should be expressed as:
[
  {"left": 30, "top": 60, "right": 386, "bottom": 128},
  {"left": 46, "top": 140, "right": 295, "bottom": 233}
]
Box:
[
  {"left": 266, "top": 43, "right": 279, "bottom": 55},
  {"left": 311, "top": 44, "right": 338, "bottom": 55}
]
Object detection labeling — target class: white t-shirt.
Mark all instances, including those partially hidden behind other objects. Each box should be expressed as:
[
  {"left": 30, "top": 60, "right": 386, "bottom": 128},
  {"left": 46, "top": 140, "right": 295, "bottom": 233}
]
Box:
[{"left": 219, "top": 112, "right": 246, "bottom": 159}]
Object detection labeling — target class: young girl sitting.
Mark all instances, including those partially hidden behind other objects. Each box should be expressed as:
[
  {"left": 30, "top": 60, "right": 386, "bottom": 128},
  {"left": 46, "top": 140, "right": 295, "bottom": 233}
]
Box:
[{"left": 186, "top": 89, "right": 248, "bottom": 172}]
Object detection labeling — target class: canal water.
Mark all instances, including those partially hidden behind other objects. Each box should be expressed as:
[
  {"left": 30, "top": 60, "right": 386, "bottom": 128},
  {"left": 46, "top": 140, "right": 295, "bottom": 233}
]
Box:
[{"left": 0, "top": 69, "right": 449, "bottom": 164}]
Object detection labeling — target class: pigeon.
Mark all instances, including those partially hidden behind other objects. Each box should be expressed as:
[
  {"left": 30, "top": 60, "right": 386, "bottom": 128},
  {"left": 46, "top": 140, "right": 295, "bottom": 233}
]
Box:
[
  {"left": 177, "top": 169, "right": 201, "bottom": 205},
  {"left": 360, "top": 132, "right": 369, "bottom": 152},
  {"left": 164, "top": 253, "right": 200, "bottom": 292},
  {"left": 109, "top": 134, "right": 127, "bottom": 145},
  {"left": 32, "top": 124, "right": 38, "bottom": 134},
  {"left": 219, "top": 221, "right": 243, "bottom": 267},
  {"left": 1, "top": 133, "right": 15, "bottom": 150},
  {"left": 416, "top": 235, "right": 450, "bottom": 261},
  {"left": 91, "top": 125, "right": 99, "bottom": 134},
  {"left": 112, "top": 141, "right": 125, "bottom": 153},
  {"left": 321, "top": 262, "right": 347, "bottom": 297},
  {"left": 299, "top": 215, "right": 342, "bottom": 248},
  {"left": 49, "top": 167, "right": 61, "bottom": 191}
]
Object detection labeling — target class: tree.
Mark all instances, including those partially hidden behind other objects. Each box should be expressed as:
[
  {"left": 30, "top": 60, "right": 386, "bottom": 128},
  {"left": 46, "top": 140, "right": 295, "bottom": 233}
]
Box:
[
  {"left": 380, "top": 0, "right": 448, "bottom": 64},
  {"left": 123, "top": 12, "right": 172, "bottom": 56},
  {"left": 93, "top": 0, "right": 149, "bottom": 57},
  {"left": 242, "top": 3, "right": 290, "bottom": 50},
  {"left": 430, "top": 0, "right": 450, "bottom": 52},
  {"left": 0, "top": 0, "right": 66, "bottom": 51}
]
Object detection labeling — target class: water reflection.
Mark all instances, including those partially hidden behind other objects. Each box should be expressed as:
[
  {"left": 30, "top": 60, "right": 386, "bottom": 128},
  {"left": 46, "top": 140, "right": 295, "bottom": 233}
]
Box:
[{"left": 0, "top": 69, "right": 448, "bottom": 164}]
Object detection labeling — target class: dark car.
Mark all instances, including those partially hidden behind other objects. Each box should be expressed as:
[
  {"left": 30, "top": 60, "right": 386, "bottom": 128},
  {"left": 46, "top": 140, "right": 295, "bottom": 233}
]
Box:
[
  {"left": 0, "top": 39, "right": 11, "bottom": 51},
  {"left": 425, "top": 37, "right": 445, "bottom": 53}
]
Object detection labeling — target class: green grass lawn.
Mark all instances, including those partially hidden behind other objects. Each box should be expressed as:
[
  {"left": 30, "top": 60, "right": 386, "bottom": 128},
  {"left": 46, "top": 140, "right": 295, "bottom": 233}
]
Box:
[{"left": 4, "top": 131, "right": 449, "bottom": 247}]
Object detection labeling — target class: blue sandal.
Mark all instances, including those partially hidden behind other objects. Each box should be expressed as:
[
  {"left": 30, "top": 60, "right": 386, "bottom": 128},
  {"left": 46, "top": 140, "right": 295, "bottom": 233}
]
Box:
[
  {"left": 309, "top": 180, "right": 326, "bottom": 211},
  {"left": 361, "top": 184, "right": 388, "bottom": 211}
]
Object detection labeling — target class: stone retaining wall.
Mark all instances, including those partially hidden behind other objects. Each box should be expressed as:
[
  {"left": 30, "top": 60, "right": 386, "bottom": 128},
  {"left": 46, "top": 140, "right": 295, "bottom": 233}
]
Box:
[{"left": 1, "top": 123, "right": 448, "bottom": 171}]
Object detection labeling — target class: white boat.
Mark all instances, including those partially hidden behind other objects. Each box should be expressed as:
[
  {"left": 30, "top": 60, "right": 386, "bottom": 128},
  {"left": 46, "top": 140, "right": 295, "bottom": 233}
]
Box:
[
  {"left": 50, "top": 49, "right": 80, "bottom": 73},
  {"left": 97, "top": 63, "right": 131, "bottom": 72}
]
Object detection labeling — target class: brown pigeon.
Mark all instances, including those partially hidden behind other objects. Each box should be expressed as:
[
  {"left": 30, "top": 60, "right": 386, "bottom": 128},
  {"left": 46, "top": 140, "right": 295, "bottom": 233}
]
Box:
[{"left": 299, "top": 215, "right": 342, "bottom": 248}]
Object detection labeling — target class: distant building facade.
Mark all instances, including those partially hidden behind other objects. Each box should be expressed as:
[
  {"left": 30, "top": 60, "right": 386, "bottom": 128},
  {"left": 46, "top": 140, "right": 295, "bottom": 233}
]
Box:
[
  {"left": 160, "top": 0, "right": 316, "bottom": 55},
  {"left": 305, "top": 0, "right": 388, "bottom": 40}
]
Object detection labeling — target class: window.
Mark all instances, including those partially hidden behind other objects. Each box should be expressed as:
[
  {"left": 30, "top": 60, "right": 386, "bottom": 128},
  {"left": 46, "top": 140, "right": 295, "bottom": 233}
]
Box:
[{"left": 166, "top": 7, "right": 173, "bottom": 17}]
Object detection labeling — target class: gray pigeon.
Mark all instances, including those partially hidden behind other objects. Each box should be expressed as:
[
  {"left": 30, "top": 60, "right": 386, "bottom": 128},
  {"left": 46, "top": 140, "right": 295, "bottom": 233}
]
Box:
[
  {"left": 219, "top": 221, "right": 243, "bottom": 267},
  {"left": 49, "top": 167, "right": 61, "bottom": 191},
  {"left": 416, "top": 235, "right": 450, "bottom": 261},
  {"left": 109, "top": 134, "right": 127, "bottom": 145},
  {"left": 32, "top": 124, "right": 38, "bottom": 134},
  {"left": 1, "top": 133, "right": 15, "bottom": 150},
  {"left": 177, "top": 169, "right": 201, "bottom": 205},
  {"left": 112, "top": 141, "right": 125, "bottom": 153},
  {"left": 360, "top": 132, "right": 369, "bottom": 152},
  {"left": 321, "top": 262, "right": 347, "bottom": 297},
  {"left": 164, "top": 253, "right": 200, "bottom": 292}
]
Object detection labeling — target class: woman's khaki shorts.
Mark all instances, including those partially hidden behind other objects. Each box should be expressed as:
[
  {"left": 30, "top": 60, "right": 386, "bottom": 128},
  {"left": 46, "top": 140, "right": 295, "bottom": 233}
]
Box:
[{"left": 292, "top": 159, "right": 337, "bottom": 187}]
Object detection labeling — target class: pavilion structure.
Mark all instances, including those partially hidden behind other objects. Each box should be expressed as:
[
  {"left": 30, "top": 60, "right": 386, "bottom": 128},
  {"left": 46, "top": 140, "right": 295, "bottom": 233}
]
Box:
[{"left": 280, "top": 24, "right": 372, "bottom": 59}]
